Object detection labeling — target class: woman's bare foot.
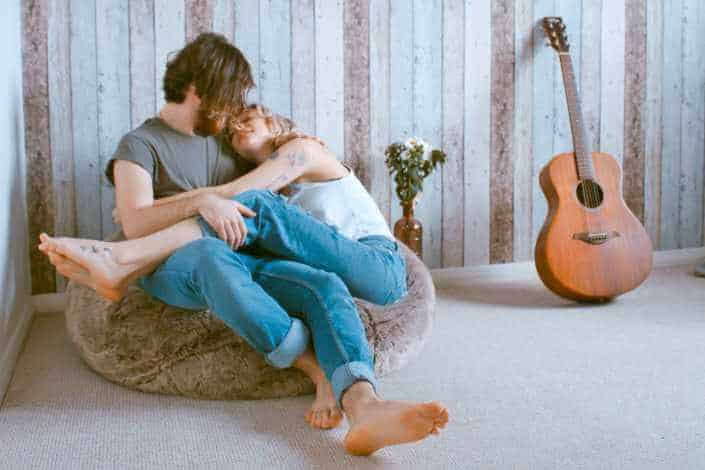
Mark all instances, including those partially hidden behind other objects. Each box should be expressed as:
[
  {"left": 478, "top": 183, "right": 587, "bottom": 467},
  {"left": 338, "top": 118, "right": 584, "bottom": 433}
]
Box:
[
  {"left": 292, "top": 345, "right": 344, "bottom": 429},
  {"left": 38, "top": 233, "right": 141, "bottom": 289},
  {"left": 341, "top": 382, "right": 449, "bottom": 456},
  {"left": 47, "top": 251, "right": 128, "bottom": 301}
]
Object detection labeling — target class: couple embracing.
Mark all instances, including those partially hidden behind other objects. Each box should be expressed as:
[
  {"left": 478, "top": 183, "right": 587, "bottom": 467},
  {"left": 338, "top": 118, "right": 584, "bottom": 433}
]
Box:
[{"left": 38, "top": 33, "right": 448, "bottom": 456}]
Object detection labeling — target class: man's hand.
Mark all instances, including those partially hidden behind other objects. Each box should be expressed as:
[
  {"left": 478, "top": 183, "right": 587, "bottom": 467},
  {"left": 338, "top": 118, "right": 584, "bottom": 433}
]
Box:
[{"left": 198, "top": 194, "right": 256, "bottom": 249}]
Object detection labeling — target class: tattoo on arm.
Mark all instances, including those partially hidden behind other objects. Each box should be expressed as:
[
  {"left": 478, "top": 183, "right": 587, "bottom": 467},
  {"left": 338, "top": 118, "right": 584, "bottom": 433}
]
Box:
[{"left": 264, "top": 148, "right": 308, "bottom": 190}]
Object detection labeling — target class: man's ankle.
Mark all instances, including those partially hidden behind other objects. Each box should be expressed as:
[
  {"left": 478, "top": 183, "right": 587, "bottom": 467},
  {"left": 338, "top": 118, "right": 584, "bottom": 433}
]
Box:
[{"left": 341, "top": 381, "right": 378, "bottom": 414}]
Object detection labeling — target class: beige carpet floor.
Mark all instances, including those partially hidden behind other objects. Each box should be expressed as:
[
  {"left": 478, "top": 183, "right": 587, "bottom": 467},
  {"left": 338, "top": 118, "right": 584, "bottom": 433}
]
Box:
[{"left": 1, "top": 250, "right": 704, "bottom": 469}]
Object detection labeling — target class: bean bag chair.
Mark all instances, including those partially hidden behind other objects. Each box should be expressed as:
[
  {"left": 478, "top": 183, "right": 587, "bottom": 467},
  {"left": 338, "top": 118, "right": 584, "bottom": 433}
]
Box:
[{"left": 64, "top": 239, "right": 435, "bottom": 400}]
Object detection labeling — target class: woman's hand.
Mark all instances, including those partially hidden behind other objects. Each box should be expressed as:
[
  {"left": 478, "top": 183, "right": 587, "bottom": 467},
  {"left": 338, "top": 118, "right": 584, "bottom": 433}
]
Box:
[{"left": 197, "top": 193, "right": 256, "bottom": 249}]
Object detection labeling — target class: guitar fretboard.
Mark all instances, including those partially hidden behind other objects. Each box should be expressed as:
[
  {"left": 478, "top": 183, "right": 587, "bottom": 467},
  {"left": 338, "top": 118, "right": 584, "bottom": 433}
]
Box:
[{"left": 558, "top": 53, "right": 596, "bottom": 181}]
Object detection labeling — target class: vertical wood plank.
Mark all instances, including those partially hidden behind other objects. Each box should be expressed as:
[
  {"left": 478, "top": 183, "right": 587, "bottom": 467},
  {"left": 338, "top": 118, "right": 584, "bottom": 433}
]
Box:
[
  {"left": 186, "top": 0, "right": 214, "bottom": 41},
  {"left": 413, "top": 0, "right": 443, "bottom": 268},
  {"left": 129, "top": 0, "right": 156, "bottom": 128},
  {"left": 154, "top": 0, "right": 186, "bottom": 110},
  {"left": 344, "top": 0, "right": 370, "bottom": 188},
  {"left": 600, "top": 0, "right": 625, "bottom": 165},
  {"left": 659, "top": 0, "right": 682, "bottom": 249},
  {"left": 389, "top": 0, "right": 413, "bottom": 230},
  {"left": 512, "top": 0, "right": 533, "bottom": 261},
  {"left": 48, "top": 0, "right": 76, "bottom": 291},
  {"left": 22, "top": 0, "right": 55, "bottom": 294},
  {"left": 441, "top": 0, "right": 464, "bottom": 267},
  {"left": 96, "top": 0, "right": 131, "bottom": 236},
  {"left": 70, "top": 0, "right": 101, "bottom": 240},
  {"left": 623, "top": 0, "right": 647, "bottom": 223},
  {"left": 235, "top": 0, "right": 260, "bottom": 103},
  {"left": 464, "top": 0, "right": 491, "bottom": 265},
  {"left": 314, "top": 0, "right": 344, "bottom": 160},
  {"left": 368, "top": 0, "right": 391, "bottom": 223},
  {"left": 644, "top": 0, "right": 663, "bottom": 246},
  {"left": 259, "top": 0, "right": 292, "bottom": 117},
  {"left": 580, "top": 0, "right": 601, "bottom": 154},
  {"left": 553, "top": 1, "right": 581, "bottom": 157},
  {"left": 679, "top": 0, "right": 705, "bottom": 247},
  {"left": 291, "top": 0, "right": 316, "bottom": 134},
  {"left": 213, "top": 0, "right": 235, "bottom": 43},
  {"left": 531, "top": 0, "right": 555, "bottom": 245},
  {"left": 489, "top": 0, "right": 515, "bottom": 264}
]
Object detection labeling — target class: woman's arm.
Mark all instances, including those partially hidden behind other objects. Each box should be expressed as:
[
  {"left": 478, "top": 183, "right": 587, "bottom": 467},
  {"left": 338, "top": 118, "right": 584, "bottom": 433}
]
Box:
[{"left": 147, "top": 137, "right": 323, "bottom": 206}]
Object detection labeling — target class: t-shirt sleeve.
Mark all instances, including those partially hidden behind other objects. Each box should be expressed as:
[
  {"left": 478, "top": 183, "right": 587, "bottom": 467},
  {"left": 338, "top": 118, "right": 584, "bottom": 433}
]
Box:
[{"left": 104, "top": 135, "right": 157, "bottom": 186}]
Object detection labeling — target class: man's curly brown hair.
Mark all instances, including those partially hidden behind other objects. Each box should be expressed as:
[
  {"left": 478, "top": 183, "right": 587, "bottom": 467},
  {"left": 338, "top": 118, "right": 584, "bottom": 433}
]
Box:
[{"left": 163, "top": 32, "right": 254, "bottom": 118}]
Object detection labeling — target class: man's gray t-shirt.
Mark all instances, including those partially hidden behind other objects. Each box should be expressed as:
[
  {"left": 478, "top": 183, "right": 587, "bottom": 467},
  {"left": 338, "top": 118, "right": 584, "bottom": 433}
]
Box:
[{"left": 105, "top": 117, "right": 252, "bottom": 197}]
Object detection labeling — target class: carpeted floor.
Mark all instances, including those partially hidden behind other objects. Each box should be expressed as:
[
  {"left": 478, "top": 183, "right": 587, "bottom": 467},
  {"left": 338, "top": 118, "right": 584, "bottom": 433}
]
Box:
[{"left": 1, "top": 250, "right": 704, "bottom": 469}]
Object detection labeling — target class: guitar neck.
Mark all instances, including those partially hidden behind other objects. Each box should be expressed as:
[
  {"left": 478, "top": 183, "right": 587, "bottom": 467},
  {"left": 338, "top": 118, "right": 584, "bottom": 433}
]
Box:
[{"left": 558, "top": 53, "right": 596, "bottom": 180}]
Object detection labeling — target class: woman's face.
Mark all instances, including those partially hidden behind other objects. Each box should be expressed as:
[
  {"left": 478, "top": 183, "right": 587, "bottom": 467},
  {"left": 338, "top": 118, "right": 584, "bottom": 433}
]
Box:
[{"left": 229, "top": 111, "right": 272, "bottom": 160}]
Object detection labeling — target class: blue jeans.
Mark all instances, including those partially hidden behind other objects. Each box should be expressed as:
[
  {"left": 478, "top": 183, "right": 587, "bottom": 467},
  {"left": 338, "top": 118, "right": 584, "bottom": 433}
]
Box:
[
  {"left": 206, "top": 189, "right": 408, "bottom": 305},
  {"left": 137, "top": 190, "right": 406, "bottom": 406}
]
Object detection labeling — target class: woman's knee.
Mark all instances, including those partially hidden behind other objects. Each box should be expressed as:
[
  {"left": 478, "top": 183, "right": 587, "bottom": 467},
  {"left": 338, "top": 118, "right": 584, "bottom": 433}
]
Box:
[{"left": 232, "top": 189, "right": 281, "bottom": 208}]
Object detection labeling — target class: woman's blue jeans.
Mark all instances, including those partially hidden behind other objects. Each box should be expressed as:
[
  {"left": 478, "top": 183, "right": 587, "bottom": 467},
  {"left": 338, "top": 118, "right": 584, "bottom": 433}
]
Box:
[{"left": 137, "top": 189, "right": 407, "bottom": 407}]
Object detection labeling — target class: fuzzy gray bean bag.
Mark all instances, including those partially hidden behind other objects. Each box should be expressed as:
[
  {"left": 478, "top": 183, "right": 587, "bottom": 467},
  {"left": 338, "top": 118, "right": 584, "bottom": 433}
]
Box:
[{"left": 64, "top": 240, "right": 435, "bottom": 400}]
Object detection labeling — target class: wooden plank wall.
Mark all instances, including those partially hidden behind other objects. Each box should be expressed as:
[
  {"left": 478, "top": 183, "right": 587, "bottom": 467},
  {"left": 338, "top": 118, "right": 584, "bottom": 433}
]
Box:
[{"left": 22, "top": 0, "right": 705, "bottom": 293}]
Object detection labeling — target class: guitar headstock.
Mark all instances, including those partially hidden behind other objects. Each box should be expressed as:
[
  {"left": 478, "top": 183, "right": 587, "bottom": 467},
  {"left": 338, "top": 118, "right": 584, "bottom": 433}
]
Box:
[{"left": 542, "top": 17, "right": 569, "bottom": 53}]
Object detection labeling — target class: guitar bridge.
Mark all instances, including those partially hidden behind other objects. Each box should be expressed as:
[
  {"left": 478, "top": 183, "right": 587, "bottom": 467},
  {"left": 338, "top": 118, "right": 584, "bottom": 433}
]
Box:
[{"left": 572, "top": 231, "right": 620, "bottom": 245}]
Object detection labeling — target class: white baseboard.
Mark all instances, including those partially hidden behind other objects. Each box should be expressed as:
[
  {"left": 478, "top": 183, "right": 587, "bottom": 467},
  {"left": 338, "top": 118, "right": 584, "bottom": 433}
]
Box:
[{"left": 0, "top": 303, "right": 34, "bottom": 407}]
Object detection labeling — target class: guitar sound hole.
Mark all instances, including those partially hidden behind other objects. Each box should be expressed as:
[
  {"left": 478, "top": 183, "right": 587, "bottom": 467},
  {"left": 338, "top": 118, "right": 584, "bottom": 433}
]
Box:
[{"left": 576, "top": 180, "right": 604, "bottom": 208}]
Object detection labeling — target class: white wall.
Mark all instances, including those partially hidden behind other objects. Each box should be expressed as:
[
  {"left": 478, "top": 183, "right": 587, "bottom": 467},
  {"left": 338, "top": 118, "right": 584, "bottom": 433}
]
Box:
[{"left": 0, "top": 0, "right": 34, "bottom": 404}]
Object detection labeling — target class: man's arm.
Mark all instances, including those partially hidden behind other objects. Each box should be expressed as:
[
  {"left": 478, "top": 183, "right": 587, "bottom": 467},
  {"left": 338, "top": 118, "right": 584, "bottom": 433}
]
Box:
[{"left": 114, "top": 160, "right": 254, "bottom": 244}]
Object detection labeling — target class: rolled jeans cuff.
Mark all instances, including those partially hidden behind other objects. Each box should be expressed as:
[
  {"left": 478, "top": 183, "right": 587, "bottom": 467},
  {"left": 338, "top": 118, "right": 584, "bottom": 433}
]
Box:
[
  {"left": 331, "top": 361, "right": 379, "bottom": 409},
  {"left": 265, "top": 317, "right": 310, "bottom": 369}
]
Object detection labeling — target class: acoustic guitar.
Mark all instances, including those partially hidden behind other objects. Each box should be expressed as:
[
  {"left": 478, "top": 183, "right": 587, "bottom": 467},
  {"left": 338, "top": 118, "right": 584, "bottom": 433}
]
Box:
[{"left": 534, "top": 17, "right": 653, "bottom": 302}]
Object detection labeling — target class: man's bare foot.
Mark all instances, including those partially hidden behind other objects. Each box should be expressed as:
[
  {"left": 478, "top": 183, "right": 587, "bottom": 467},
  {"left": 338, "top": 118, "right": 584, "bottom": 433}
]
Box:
[
  {"left": 305, "top": 378, "right": 343, "bottom": 430},
  {"left": 47, "top": 251, "right": 127, "bottom": 301},
  {"left": 292, "top": 345, "right": 344, "bottom": 429},
  {"left": 38, "top": 233, "right": 140, "bottom": 289},
  {"left": 341, "top": 382, "right": 449, "bottom": 456}
]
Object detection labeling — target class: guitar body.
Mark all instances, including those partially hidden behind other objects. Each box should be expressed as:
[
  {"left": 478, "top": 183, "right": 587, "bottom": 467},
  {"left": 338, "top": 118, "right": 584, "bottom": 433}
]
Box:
[{"left": 535, "top": 152, "right": 653, "bottom": 302}]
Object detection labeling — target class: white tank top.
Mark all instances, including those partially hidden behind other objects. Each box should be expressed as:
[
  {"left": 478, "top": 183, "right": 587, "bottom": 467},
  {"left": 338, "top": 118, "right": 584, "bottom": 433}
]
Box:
[{"left": 285, "top": 164, "right": 394, "bottom": 241}]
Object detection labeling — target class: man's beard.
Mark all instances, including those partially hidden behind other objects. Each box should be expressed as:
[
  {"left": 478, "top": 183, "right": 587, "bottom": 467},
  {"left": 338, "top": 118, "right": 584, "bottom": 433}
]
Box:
[{"left": 193, "top": 106, "right": 224, "bottom": 137}]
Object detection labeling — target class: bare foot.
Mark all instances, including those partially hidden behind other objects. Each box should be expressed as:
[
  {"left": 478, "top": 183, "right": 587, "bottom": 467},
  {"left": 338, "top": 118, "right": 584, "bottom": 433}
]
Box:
[
  {"left": 305, "top": 378, "right": 344, "bottom": 430},
  {"left": 292, "top": 345, "right": 344, "bottom": 430},
  {"left": 38, "top": 233, "right": 140, "bottom": 289},
  {"left": 47, "top": 251, "right": 127, "bottom": 301},
  {"left": 343, "top": 397, "right": 449, "bottom": 456}
]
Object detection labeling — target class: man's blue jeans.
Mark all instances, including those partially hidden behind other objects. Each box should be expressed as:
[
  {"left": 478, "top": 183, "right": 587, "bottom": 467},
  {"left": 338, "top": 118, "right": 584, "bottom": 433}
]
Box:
[{"left": 137, "top": 190, "right": 407, "bottom": 407}]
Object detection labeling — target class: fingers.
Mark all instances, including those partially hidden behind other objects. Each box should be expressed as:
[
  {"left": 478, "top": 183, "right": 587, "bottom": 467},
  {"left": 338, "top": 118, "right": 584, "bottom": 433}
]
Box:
[
  {"left": 223, "top": 220, "right": 236, "bottom": 248},
  {"left": 235, "top": 215, "right": 247, "bottom": 249},
  {"left": 215, "top": 220, "right": 229, "bottom": 246},
  {"left": 235, "top": 202, "right": 256, "bottom": 218}
]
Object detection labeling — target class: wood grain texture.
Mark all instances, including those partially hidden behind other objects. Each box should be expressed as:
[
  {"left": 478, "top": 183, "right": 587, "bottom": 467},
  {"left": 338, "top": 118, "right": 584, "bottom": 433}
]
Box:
[
  {"left": 644, "top": 0, "right": 663, "bottom": 246},
  {"left": 212, "top": 0, "right": 235, "bottom": 43},
  {"left": 48, "top": 0, "right": 76, "bottom": 292},
  {"left": 489, "top": 0, "right": 515, "bottom": 263},
  {"left": 22, "top": 0, "right": 55, "bottom": 294},
  {"left": 314, "top": 0, "right": 344, "bottom": 159},
  {"left": 154, "top": 0, "right": 185, "bottom": 110},
  {"left": 186, "top": 0, "right": 214, "bottom": 41},
  {"left": 623, "top": 0, "right": 647, "bottom": 223},
  {"left": 368, "top": 0, "right": 391, "bottom": 223},
  {"left": 600, "top": 0, "right": 625, "bottom": 166},
  {"left": 129, "top": 0, "right": 156, "bottom": 129},
  {"left": 290, "top": 0, "right": 315, "bottom": 134},
  {"left": 259, "top": 0, "right": 291, "bottom": 117},
  {"left": 441, "top": 0, "right": 464, "bottom": 267},
  {"left": 464, "top": 0, "right": 491, "bottom": 266},
  {"left": 512, "top": 0, "right": 533, "bottom": 262},
  {"left": 343, "top": 0, "right": 370, "bottom": 188},
  {"left": 412, "top": 0, "right": 442, "bottom": 268},
  {"left": 70, "top": 0, "right": 101, "bottom": 240}
]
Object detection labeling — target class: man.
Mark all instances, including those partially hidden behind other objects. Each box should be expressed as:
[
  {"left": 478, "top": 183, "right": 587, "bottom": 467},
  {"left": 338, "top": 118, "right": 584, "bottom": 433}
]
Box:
[{"left": 43, "top": 33, "right": 447, "bottom": 456}]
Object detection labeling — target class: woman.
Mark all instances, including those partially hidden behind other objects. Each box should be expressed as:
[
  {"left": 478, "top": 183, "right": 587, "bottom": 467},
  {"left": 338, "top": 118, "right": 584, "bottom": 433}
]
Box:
[{"left": 39, "top": 104, "right": 448, "bottom": 455}]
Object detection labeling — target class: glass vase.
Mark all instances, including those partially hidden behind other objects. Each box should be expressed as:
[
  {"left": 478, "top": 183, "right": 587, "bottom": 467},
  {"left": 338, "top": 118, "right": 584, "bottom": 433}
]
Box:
[{"left": 394, "top": 200, "right": 423, "bottom": 259}]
